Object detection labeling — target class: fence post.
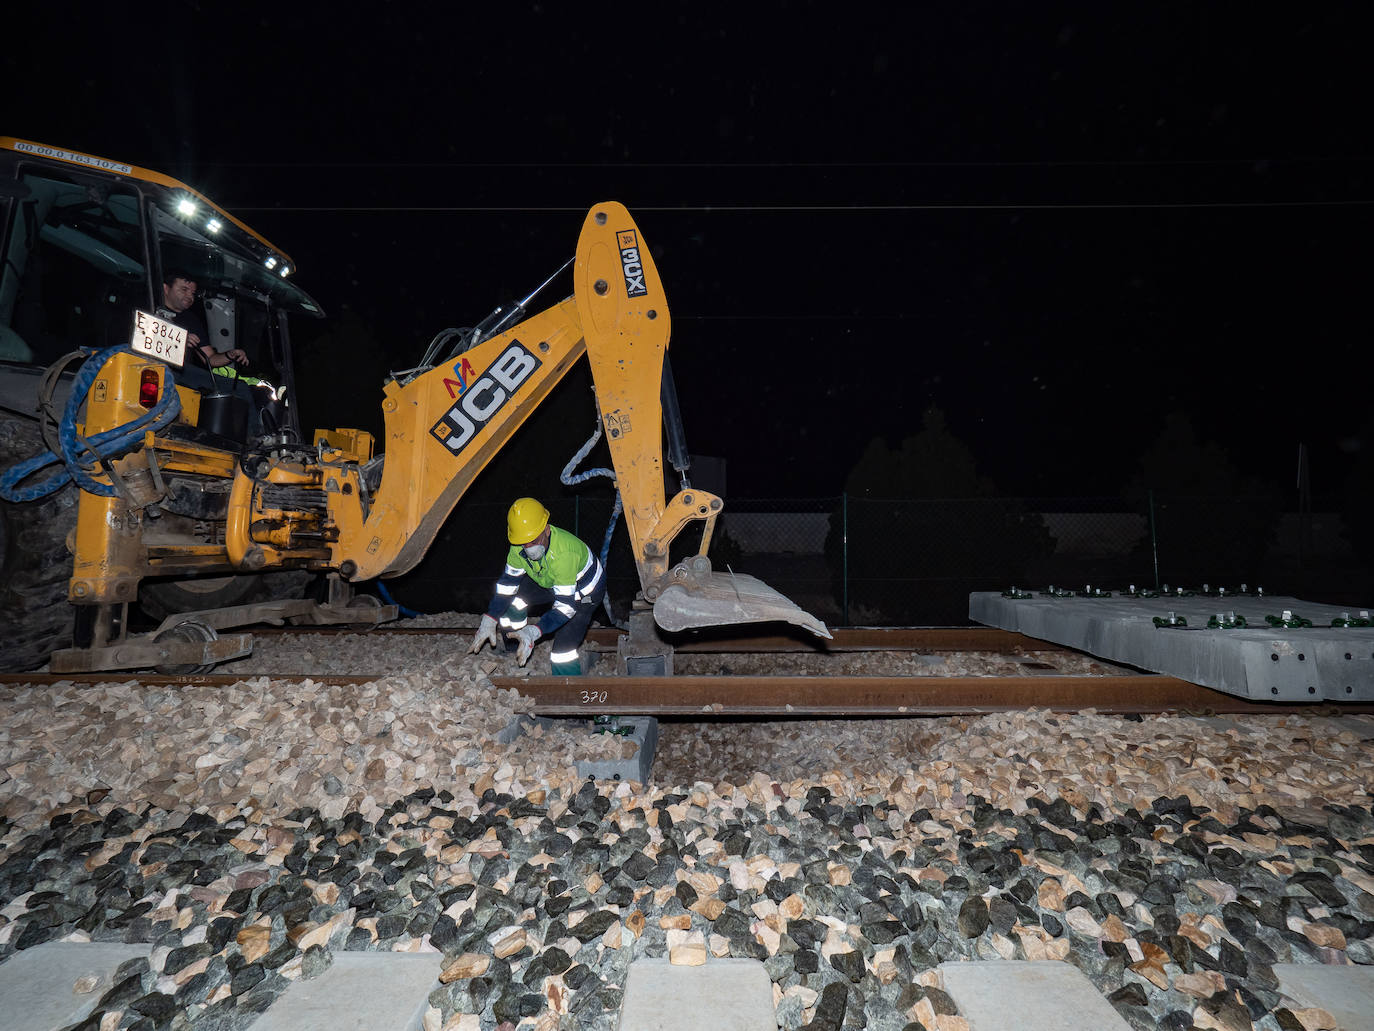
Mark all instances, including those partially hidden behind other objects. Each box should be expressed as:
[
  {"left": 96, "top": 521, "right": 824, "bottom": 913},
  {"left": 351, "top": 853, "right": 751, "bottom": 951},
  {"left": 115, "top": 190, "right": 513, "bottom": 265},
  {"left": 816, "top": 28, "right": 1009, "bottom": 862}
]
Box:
[
  {"left": 1148, "top": 489, "right": 1160, "bottom": 590},
  {"left": 1297, "top": 442, "right": 1311, "bottom": 574},
  {"left": 842, "top": 492, "right": 850, "bottom": 626}
]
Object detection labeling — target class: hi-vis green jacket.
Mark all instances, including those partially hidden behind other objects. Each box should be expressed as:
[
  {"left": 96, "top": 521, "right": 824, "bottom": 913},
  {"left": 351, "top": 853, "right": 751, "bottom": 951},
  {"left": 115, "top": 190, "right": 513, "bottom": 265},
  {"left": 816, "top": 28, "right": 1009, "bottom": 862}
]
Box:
[{"left": 485, "top": 525, "right": 604, "bottom": 634}]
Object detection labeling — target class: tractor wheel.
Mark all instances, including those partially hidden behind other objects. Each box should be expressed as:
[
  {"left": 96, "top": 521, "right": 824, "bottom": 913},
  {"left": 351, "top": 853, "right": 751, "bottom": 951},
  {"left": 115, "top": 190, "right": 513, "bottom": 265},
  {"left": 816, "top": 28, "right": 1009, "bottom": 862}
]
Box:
[
  {"left": 138, "top": 575, "right": 260, "bottom": 621},
  {"left": 0, "top": 413, "right": 77, "bottom": 672},
  {"left": 137, "top": 570, "right": 315, "bottom": 625}
]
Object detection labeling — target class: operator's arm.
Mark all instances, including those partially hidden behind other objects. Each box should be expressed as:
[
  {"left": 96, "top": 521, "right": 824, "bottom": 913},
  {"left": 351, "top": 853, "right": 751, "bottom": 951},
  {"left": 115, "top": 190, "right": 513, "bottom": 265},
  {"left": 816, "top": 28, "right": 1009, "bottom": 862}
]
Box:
[
  {"left": 470, "top": 554, "right": 528, "bottom": 654},
  {"left": 485, "top": 555, "right": 528, "bottom": 618},
  {"left": 200, "top": 344, "right": 248, "bottom": 368}
]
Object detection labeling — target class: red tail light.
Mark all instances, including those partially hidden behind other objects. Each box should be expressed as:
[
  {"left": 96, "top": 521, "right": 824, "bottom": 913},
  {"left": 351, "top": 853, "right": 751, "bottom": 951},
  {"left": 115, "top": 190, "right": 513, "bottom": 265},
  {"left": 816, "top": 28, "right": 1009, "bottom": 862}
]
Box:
[{"left": 139, "top": 368, "right": 160, "bottom": 408}]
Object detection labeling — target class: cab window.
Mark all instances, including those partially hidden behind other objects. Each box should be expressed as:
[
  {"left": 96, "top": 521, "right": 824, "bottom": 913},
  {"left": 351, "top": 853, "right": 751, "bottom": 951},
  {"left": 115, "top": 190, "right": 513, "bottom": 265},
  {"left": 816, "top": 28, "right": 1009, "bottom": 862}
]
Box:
[{"left": 0, "top": 167, "right": 147, "bottom": 363}]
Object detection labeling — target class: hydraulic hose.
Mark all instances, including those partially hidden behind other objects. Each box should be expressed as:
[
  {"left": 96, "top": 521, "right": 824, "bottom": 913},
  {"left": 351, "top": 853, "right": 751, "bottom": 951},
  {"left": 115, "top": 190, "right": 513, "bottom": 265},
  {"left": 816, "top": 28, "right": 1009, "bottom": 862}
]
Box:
[
  {"left": 559, "top": 417, "right": 615, "bottom": 488},
  {"left": 376, "top": 581, "right": 424, "bottom": 619},
  {"left": 660, "top": 357, "right": 691, "bottom": 488},
  {"left": 560, "top": 416, "right": 627, "bottom": 629},
  {"left": 0, "top": 346, "right": 182, "bottom": 503}
]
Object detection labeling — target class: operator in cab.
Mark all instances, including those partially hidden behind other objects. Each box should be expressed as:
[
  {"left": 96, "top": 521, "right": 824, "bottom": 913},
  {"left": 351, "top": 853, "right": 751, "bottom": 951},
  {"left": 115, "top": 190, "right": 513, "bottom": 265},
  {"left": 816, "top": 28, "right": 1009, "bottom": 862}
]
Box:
[
  {"left": 157, "top": 268, "right": 247, "bottom": 370},
  {"left": 469, "top": 498, "right": 605, "bottom": 675}
]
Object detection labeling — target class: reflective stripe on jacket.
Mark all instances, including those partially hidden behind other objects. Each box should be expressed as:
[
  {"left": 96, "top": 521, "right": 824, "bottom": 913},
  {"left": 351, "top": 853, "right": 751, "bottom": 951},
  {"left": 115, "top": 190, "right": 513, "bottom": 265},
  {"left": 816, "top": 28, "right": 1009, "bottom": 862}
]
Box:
[{"left": 485, "top": 525, "right": 603, "bottom": 633}]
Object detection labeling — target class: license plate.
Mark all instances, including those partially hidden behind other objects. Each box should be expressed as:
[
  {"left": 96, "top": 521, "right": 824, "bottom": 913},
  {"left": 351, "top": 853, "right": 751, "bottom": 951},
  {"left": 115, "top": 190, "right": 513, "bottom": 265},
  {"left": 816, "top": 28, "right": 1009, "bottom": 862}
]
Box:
[{"left": 130, "top": 310, "right": 187, "bottom": 367}]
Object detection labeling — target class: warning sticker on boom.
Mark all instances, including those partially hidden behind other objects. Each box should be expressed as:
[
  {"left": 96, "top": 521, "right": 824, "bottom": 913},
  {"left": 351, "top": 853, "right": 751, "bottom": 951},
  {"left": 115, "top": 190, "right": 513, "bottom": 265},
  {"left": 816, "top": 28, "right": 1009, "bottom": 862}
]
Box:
[{"left": 617, "top": 230, "right": 647, "bottom": 297}]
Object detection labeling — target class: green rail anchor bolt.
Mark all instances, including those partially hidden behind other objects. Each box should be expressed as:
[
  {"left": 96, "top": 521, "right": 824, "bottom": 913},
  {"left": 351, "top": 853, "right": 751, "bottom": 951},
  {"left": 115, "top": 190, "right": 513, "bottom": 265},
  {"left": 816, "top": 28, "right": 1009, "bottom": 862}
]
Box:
[
  {"left": 1265, "top": 610, "right": 1313, "bottom": 629},
  {"left": 1206, "top": 611, "right": 1247, "bottom": 629}
]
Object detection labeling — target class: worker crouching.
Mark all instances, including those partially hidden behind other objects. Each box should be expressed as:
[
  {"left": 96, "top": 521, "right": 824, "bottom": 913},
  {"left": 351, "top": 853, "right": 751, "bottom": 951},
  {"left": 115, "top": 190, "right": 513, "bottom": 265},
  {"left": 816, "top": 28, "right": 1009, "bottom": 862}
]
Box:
[{"left": 469, "top": 497, "right": 605, "bottom": 675}]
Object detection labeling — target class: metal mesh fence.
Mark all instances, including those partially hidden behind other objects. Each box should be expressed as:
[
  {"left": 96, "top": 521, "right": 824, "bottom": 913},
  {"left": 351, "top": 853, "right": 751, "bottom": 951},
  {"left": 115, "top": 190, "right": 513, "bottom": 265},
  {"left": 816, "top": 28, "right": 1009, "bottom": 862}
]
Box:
[{"left": 391, "top": 493, "right": 1368, "bottom": 626}]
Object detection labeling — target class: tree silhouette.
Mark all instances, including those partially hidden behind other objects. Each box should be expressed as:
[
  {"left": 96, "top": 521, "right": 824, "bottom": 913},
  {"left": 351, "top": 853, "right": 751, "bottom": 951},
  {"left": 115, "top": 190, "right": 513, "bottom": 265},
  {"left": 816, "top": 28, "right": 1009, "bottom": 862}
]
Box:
[
  {"left": 1121, "top": 412, "right": 1252, "bottom": 498},
  {"left": 845, "top": 407, "right": 995, "bottom": 498},
  {"left": 1121, "top": 412, "right": 1280, "bottom": 587},
  {"left": 1337, "top": 417, "right": 1374, "bottom": 596},
  {"left": 825, "top": 407, "right": 1054, "bottom": 624}
]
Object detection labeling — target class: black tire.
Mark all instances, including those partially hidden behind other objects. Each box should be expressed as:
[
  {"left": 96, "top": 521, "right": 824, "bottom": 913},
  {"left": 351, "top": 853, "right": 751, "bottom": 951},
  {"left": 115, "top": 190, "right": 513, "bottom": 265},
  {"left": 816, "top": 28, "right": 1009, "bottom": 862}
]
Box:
[
  {"left": 138, "top": 575, "right": 260, "bottom": 621},
  {"left": 0, "top": 413, "right": 77, "bottom": 672},
  {"left": 137, "top": 570, "right": 314, "bottom": 624}
]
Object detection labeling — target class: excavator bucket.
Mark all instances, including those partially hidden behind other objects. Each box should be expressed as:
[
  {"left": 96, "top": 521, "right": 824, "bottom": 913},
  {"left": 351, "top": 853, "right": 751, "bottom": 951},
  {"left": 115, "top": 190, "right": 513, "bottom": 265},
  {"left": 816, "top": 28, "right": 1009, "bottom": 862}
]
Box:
[{"left": 652, "top": 560, "right": 833, "bottom": 639}]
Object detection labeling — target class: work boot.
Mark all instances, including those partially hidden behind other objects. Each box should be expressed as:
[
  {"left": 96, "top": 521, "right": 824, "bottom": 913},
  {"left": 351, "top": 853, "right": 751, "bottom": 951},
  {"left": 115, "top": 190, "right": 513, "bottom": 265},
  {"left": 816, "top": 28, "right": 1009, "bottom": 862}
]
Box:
[{"left": 552, "top": 647, "right": 599, "bottom": 676}]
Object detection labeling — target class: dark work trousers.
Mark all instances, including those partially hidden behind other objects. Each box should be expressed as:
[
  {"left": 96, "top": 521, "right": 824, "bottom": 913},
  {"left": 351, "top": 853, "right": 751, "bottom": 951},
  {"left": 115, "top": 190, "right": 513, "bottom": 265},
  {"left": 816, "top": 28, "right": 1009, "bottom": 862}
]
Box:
[{"left": 499, "top": 576, "right": 606, "bottom": 675}]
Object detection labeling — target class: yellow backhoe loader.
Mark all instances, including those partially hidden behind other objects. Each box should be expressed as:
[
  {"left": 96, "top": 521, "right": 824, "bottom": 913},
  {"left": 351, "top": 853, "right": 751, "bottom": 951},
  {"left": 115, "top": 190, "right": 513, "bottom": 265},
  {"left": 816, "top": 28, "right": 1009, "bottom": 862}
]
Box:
[{"left": 0, "top": 138, "right": 827, "bottom": 674}]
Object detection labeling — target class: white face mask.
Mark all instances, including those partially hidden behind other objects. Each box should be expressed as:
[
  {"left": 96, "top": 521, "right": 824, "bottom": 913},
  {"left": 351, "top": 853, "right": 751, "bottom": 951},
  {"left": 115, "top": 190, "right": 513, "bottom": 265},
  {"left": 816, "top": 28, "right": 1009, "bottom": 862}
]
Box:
[{"left": 523, "top": 543, "right": 546, "bottom": 561}]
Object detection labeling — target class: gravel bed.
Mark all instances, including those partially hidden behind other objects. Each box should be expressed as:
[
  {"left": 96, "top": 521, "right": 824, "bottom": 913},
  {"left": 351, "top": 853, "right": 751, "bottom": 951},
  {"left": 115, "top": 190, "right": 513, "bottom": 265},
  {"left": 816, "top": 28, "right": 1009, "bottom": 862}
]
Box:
[
  {"left": 1, "top": 619, "right": 1372, "bottom": 1031},
  {"left": 213, "top": 619, "right": 1119, "bottom": 680}
]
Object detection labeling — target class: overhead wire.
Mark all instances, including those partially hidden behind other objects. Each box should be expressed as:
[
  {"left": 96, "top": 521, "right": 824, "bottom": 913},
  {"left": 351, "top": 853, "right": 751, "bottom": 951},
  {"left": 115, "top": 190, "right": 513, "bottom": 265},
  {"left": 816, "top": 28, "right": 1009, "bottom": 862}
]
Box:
[
  {"left": 229, "top": 199, "right": 1374, "bottom": 213},
  {"left": 204, "top": 155, "right": 1374, "bottom": 169}
]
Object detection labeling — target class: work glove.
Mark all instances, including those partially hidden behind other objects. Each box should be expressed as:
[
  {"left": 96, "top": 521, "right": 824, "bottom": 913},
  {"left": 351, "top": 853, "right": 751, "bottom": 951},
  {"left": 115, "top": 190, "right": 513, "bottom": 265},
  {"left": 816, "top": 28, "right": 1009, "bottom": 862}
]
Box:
[
  {"left": 468, "top": 614, "right": 499, "bottom": 654},
  {"left": 511, "top": 624, "right": 542, "bottom": 666}
]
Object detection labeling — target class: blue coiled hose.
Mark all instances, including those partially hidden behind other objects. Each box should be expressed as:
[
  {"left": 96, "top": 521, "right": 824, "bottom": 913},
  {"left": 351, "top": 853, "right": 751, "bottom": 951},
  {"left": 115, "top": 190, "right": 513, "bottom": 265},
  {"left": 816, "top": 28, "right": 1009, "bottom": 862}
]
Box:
[
  {"left": 0, "top": 346, "right": 182, "bottom": 503},
  {"left": 561, "top": 418, "right": 626, "bottom": 628}
]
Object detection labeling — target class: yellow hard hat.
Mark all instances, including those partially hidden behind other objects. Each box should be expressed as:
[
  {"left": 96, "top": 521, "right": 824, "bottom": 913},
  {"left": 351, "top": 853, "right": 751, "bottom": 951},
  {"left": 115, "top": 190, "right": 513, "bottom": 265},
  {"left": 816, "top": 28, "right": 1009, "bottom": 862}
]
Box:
[{"left": 507, "top": 497, "right": 550, "bottom": 544}]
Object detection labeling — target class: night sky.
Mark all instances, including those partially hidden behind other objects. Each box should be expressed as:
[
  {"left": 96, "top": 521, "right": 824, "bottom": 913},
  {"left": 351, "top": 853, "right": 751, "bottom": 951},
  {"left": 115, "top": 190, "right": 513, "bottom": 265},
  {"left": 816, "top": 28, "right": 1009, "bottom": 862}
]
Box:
[{"left": 8, "top": 5, "right": 1372, "bottom": 501}]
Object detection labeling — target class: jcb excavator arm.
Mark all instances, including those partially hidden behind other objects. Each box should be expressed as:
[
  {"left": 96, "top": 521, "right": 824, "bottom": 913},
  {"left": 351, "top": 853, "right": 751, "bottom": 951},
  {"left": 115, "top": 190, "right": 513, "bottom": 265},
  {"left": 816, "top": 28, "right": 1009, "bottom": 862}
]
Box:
[{"left": 227, "top": 202, "right": 828, "bottom": 639}]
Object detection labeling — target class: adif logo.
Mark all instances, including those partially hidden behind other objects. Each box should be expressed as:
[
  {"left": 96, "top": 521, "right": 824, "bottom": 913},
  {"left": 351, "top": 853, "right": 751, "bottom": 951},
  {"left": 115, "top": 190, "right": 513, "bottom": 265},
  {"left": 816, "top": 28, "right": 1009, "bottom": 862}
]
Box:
[
  {"left": 430, "top": 341, "right": 541, "bottom": 454},
  {"left": 617, "top": 230, "right": 647, "bottom": 297}
]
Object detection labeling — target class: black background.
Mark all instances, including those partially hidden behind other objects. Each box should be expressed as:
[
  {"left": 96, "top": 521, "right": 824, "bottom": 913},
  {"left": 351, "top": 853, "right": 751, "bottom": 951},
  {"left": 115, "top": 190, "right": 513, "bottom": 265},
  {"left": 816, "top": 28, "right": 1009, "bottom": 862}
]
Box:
[{"left": 7, "top": 4, "right": 1372, "bottom": 502}]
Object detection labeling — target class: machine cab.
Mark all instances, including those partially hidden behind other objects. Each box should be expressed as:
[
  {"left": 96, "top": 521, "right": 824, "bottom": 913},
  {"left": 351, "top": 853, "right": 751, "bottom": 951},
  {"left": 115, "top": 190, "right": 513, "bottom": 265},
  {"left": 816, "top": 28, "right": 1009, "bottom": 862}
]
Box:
[{"left": 0, "top": 137, "right": 324, "bottom": 442}]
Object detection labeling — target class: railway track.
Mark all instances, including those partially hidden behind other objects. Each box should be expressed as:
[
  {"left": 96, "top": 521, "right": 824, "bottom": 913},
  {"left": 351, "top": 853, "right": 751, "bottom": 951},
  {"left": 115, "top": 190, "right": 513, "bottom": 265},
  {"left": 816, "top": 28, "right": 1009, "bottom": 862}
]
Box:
[{"left": 6, "top": 627, "right": 1373, "bottom": 717}]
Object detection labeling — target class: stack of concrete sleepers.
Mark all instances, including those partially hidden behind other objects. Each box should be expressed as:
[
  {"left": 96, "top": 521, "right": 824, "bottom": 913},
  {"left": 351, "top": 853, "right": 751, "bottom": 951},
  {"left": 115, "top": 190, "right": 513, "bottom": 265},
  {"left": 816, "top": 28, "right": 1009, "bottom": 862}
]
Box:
[{"left": 970, "top": 590, "right": 1373, "bottom": 701}]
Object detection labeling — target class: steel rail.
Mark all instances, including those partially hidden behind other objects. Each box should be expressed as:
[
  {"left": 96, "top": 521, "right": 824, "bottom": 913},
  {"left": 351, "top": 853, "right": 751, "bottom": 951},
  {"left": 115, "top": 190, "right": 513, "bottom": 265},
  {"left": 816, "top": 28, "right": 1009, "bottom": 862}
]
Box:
[
  {"left": 4, "top": 670, "right": 1371, "bottom": 717},
  {"left": 247, "top": 626, "right": 1071, "bottom": 653},
  {"left": 492, "top": 673, "right": 1372, "bottom": 716}
]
